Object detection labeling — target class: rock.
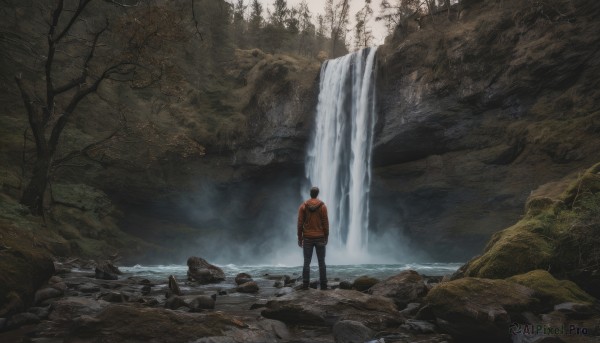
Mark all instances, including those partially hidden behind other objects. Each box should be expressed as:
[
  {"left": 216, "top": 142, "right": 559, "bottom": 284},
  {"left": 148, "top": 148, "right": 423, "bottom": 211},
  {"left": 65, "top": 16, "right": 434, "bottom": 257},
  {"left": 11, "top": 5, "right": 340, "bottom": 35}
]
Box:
[
  {"left": 168, "top": 275, "right": 182, "bottom": 296},
  {"left": 34, "top": 287, "right": 63, "bottom": 305},
  {"left": 187, "top": 257, "right": 225, "bottom": 284},
  {"left": 48, "top": 276, "right": 63, "bottom": 284},
  {"left": 262, "top": 289, "right": 402, "bottom": 330},
  {"left": 399, "top": 302, "right": 421, "bottom": 316},
  {"left": 426, "top": 277, "right": 537, "bottom": 340},
  {"left": 79, "top": 282, "right": 101, "bottom": 293},
  {"left": 189, "top": 295, "right": 216, "bottom": 311},
  {"left": 49, "top": 297, "right": 109, "bottom": 323},
  {"left": 67, "top": 304, "right": 251, "bottom": 342},
  {"left": 95, "top": 261, "right": 122, "bottom": 280},
  {"left": 332, "top": 320, "right": 374, "bottom": 343},
  {"left": 141, "top": 285, "right": 152, "bottom": 295},
  {"left": 0, "top": 317, "right": 6, "bottom": 330},
  {"left": 275, "top": 287, "right": 294, "bottom": 297},
  {"left": 401, "top": 319, "right": 436, "bottom": 333},
  {"left": 506, "top": 270, "right": 595, "bottom": 311},
  {"left": 553, "top": 302, "right": 596, "bottom": 319},
  {"left": 414, "top": 304, "right": 435, "bottom": 321},
  {"left": 369, "top": 270, "right": 428, "bottom": 309},
  {"left": 273, "top": 281, "right": 283, "bottom": 288},
  {"left": 165, "top": 296, "right": 188, "bottom": 310},
  {"left": 218, "top": 290, "right": 227, "bottom": 296},
  {"left": 255, "top": 318, "right": 291, "bottom": 340},
  {"left": 28, "top": 306, "right": 50, "bottom": 319},
  {"left": 100, "top": 292, "right": 127, "bottom": 303},
  {"left": 352, "top": 276, "right": 379, "bottom": 292},
  {"left": 6, "top": 312, "right": 40, "bottom": 329},
  {"left": 51, "top": 282, "right": 68, "bottom": 292},
  {"left": 339, "top": 281, "right": 353, "bottom": 290},
  {"left": 237, "top": 281, "right": 259, "bottom": 293},
  {"left": 235, "top": 273, "right": 253, "bottom": 285}
]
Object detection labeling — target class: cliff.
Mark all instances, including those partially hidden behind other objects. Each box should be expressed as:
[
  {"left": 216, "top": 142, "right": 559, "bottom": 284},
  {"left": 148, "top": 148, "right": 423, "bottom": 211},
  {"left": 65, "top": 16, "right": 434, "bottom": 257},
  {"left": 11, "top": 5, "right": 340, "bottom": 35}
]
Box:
[{"left": 371, "top": 0, "right": 600, "bottom": 260}]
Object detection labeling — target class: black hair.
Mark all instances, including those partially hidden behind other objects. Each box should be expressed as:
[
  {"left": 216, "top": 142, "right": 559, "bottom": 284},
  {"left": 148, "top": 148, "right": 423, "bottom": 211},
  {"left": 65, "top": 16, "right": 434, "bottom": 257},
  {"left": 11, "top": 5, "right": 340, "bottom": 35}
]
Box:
[{"left": 310, "top": 186, "right": 319, "bottom": 198}]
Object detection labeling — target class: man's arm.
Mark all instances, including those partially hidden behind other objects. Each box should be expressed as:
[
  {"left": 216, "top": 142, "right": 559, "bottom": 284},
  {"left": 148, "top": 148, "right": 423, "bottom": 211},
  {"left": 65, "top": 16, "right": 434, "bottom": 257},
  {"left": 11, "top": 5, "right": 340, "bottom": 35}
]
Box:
[
  {"left": 297, "top": 204, "right": 305, "bottom": 246},
  {"left": 321, "top": 204, "right": 329, "bottom": 242}
]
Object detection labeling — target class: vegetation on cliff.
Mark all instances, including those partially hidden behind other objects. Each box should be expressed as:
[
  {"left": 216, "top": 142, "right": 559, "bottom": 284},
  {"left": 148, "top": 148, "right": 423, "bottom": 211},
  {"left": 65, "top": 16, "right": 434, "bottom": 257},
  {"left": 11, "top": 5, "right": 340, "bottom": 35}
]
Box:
[{"left": 459, "top": 162, "right": 600, "bottom": 297}]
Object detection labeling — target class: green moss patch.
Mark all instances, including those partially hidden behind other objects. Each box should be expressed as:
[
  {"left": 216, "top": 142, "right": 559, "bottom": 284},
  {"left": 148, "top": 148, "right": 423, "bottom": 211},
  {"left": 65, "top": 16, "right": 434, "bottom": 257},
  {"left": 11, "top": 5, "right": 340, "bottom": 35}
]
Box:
[{"left": 507, "top": 270, "right": 594, "bottom": 306}]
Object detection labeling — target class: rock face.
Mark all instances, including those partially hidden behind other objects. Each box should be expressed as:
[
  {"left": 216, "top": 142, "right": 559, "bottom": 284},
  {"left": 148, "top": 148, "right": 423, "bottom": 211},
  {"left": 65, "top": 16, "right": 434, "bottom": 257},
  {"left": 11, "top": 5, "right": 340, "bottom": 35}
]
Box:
[
  {"left": 369, "top": 270, "right": 429, "bottom": 309},
  {"left": 261, "top": 289, "right": 402, "bottom": 330},
  {"left": 95, "top": 261, "right": 122, "bottom": 280},
  {"left": 187, "top": 257, "right": 225, "bottom": 284},
  {"left": 371, "top": 0, "right": 600, "bottom": 261}
]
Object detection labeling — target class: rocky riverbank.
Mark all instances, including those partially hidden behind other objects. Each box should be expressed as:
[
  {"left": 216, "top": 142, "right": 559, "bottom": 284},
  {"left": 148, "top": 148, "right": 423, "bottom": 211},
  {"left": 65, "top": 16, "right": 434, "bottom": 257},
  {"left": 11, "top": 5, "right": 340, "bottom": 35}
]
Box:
[{"left": 1, "top": 256, "right": 597, "bottom": 342}]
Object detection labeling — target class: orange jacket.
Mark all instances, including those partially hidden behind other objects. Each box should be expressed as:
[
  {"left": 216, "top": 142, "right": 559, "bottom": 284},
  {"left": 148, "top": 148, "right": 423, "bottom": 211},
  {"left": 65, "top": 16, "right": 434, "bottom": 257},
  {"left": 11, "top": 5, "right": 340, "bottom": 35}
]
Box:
[{"left": 297, "top": 198, "right": 329, "bottom": 240}]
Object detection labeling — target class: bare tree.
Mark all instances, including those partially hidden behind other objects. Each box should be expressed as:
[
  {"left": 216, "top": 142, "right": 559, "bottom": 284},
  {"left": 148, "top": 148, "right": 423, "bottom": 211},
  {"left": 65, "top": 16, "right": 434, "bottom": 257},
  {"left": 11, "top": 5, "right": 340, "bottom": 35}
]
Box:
[
  {"left": 14, "top": 0, "right": 138, "bottom": 215},
  {"left": 325, "top": 0, "right": 350, "bottom": 57},
  {"left": 354, "top": 0, "right": 374, "bottom": 50}
]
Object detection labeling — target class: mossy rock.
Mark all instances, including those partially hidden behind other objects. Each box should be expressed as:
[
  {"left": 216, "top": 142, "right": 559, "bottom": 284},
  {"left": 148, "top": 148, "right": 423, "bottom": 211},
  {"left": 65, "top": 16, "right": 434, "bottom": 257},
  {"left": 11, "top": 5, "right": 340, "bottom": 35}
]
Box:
[
  {"left": 425, "top": 277, "right": 537, "bottom": 340},
  {"left": 506, "top": 270, "right": 595, "bottom": 307},
  {"left": 459, "top": 163, "right": 600, "bottom": 297},
  {"left": 352, "top": 276, "right": 380, "bottom": 292},
  {"left": 461, "top": 218, "right": 554, "bottom": 279}
]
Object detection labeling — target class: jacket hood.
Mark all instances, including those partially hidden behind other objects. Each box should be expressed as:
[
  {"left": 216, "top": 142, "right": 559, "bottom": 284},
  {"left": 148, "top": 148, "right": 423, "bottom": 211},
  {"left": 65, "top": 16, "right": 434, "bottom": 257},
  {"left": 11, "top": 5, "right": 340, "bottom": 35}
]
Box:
[{"left": 305, "top": 199, "right": 323, "bottom": 212}]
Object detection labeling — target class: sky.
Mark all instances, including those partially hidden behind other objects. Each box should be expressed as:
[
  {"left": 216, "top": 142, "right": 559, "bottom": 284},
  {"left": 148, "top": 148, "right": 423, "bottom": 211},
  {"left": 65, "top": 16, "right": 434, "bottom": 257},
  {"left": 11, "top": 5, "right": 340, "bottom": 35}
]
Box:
[{"left": 256, "top": 0, "right": 389, "bottom": 47}]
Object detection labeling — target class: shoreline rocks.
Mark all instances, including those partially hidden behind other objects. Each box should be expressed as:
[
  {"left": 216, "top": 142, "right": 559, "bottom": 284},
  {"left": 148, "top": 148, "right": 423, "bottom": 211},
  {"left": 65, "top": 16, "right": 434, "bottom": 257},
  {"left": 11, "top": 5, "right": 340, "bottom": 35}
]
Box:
[{"left": 186, "top": 257, "right": 225, "bottom": 284}]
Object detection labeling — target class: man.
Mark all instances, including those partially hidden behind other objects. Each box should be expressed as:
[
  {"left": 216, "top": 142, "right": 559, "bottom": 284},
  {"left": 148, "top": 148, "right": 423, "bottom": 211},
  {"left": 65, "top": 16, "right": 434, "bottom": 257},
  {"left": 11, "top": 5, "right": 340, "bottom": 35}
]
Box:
[{"left": 297, "top": 186, "right": 329, "bottom": 290}]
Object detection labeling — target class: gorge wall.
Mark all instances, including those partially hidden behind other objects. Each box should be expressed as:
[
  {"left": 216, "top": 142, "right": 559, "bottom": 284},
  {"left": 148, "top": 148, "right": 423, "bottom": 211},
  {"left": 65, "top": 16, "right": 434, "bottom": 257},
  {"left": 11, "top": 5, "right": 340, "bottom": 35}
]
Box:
[
  {"left": 371, "top": 0, "right": 600, "bottom": 260},
  {"left": 1, "top": 0, "right": 600, "bottom": 263}
]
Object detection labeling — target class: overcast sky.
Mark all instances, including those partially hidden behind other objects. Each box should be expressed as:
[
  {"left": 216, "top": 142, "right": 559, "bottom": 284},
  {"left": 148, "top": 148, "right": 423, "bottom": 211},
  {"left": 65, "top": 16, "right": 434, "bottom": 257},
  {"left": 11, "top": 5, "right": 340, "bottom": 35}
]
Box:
[{"left": 255, "top": 0, "right": 389, "bottom": 47}]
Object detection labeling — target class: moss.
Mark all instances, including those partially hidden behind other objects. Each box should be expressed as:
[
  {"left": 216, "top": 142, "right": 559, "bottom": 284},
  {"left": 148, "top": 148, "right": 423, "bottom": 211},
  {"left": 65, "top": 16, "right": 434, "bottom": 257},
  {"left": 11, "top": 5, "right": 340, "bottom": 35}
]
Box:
[
  {"left": 463, "top": 219, "right": 554, "bottom": 279},
  {"left": 460, "top": 163, "right": 600, "bottom": 297},
  {"left": 507, "top": 270, "right": 595, "bottom": 305}
]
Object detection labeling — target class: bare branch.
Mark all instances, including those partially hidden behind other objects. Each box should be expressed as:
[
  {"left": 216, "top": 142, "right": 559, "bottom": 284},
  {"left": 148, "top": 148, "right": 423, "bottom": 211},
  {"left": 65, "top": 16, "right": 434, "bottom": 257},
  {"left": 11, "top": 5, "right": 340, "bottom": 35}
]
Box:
[
  {"left": 52, "top": 124, "right": 123, "bottom": 168},
  {"left": 53, "top": 21, "right": 108, "bottom": 96}
]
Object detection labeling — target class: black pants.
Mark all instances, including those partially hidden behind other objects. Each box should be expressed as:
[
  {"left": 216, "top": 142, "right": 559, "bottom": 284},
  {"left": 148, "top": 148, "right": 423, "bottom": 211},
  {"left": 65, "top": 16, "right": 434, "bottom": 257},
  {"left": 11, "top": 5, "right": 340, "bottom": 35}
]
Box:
[{"left": 303, "top": 238, "right": 327, "bottom": 287}]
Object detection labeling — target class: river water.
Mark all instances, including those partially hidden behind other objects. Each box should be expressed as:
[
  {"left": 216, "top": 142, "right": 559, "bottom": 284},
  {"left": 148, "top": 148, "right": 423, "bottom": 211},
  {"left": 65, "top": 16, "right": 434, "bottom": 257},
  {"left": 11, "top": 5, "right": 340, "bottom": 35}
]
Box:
[{"left": 121, "top": 263, "right": 461, "bottom": 284}]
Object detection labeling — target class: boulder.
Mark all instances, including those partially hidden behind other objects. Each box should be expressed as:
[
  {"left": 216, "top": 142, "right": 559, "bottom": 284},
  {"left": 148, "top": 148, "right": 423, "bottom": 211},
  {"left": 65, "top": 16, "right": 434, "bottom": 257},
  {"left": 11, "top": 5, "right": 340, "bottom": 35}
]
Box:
[
  {"left": 6, "top": 312, "right": 40, "bottom": 330},
  {"left": 339, "top": 281, "right": 353, "bottom": 290},
  {"left": 261, "top": 289, "right": 402, "bottom": 330},
  {"left": 189, "top": 295, "right": 216, "bottom": 311},
  {"left": 506, "top": 270, "right": 595, "bottom": 311},
  {"left": 187, "top": 257, "right": 225, "bottom": 284},
  {"left": 95, "top": 261, "right": 122, "bottom": 280},
  {"left": 165, "top": 296, "right": 188, "bottom": 310},
  {"left": 369, "top": 270, "right": 428, "bottom": 309},
  {"left": 100, "top": 292, "right": 128, "bottom": 303},
  {"left": 237, "top": 281, "right": 259, "bottom": 293},
  {"left": 332, "top": 320, "right": 374, "bottom": 343},
  {"left": 66, "top": 304, "right": 250, "bottom": 342},
  {"left": 34, "top": 287, "right": 64, "bottom": 305},
  {"left": 401, "top": 319, "right": 436, "bottom": 334},
  {"left": 352, "top": 276, "right": 379, "bottom": 292},
  {"left": 49, "top": 297, "right": 109, "bottom": 323},
  {"left": 425, "top": 277, "right": 537, "bottom": 341},
  {"left": 235, "top": 273, "right": 253, "bottom": 285}
]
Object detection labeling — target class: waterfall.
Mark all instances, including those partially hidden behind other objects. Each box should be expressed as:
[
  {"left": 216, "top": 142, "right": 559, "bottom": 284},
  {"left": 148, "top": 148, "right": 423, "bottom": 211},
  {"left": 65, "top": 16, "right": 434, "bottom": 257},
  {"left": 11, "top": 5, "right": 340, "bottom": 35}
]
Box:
[{"left": 305, "top": 47, "right": 378, "bottom": 260}]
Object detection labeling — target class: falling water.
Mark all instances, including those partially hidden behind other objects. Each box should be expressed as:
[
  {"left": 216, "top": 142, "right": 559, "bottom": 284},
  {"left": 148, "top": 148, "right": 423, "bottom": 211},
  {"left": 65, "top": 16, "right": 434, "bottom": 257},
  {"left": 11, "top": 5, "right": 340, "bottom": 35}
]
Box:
[{"left": 305, "top": 47, "right": 378, "bottom": 261}]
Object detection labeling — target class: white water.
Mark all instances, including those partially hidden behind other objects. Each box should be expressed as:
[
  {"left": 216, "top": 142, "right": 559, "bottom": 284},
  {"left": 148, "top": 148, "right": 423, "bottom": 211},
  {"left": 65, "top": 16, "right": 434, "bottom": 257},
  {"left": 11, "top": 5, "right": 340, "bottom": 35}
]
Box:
[{"left": 305, "top": 47, "right": 378, "bottom": 262}]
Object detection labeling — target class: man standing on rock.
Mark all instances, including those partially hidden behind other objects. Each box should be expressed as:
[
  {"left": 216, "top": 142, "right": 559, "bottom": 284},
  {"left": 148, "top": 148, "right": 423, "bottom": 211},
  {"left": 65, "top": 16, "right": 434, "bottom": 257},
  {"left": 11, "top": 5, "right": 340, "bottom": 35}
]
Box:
[{"left": 297, "top": 186, "right": 329, "bottom": 290}]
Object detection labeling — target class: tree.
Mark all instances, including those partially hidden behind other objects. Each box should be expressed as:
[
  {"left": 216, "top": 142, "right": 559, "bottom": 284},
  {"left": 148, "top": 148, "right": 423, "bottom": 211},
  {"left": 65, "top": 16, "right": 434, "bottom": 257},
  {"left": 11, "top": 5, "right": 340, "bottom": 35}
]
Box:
[
  {"left": 324, "top": 0, "right": 350, "bottom": 57},
  {"left": 14, "top": 0, "right": 137, "bottom": 215},
  {"left": 354, "top": 0, "right": 374, "bottom": 50},
  {"left": 248, "top": 0, "right": 263, "bottom": 47},
  {"left": 376, "top": 0, "right": 422, "bottom": 35},
  {"left": 232, "top": 0, "right": 247, "bottom": 48}
]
